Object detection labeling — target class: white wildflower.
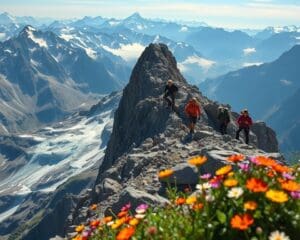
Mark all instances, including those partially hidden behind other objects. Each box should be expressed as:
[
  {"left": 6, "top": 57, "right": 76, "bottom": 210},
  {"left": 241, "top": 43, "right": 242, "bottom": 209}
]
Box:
[{"left": 227, "top": 187, "right": 244, "bottom": 199}]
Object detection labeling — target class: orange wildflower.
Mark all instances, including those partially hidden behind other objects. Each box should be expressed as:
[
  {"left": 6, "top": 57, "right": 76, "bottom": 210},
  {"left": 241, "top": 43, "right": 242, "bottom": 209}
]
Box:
[
  {"left": 116, "top": 226, "right": 135, "bottom": 240},
  {"left": 224, "top": 178, "right": 238, "bottom": 187},
  {"left": 246, "top": 178, "right": 268, "bottom": 192},
  {"left": 244, "top": 201, "right": 257, "bottom": 211},
  {"left": 102, "top": 216, "right": 113, "bottom": 224},
  {"left": 90, "top": 219, "right": 100, "bottom": 228},
  {"left": 215, "top": 165, "right": 232, "bottom": 176},
  {"left": 231, "top": 213, "right": 254, "bottom": 230},
  {"left": 90, "top": 204, "right": 97, "bottom": 210},
  {"left": 112, "top": 217, "right": 127, "bottom": 229},
  {"left": 118, "top": 211, "right": 128, "bottom": 218},
  {"left": 272, "top": 164, "right": 292, "bottom": 174},
  {"left": 227, "top": 154, "right": 245, "bottom": 163},
  {"left": 175, "top": 197, "right": 186, "bottom": 205},
  {"left": 188, "top": 156, "right": 207, "bottom": 166},
  {"left": 255, "top": 156, "right": 277, "bottom": 167},
  {"left": 281, "top": 180, "right": 300, "bottom": 192},
  {"left": 186, "top": 196, "right": 197, "bottom": 205},
  {"left": 75, "top": 224, "right": 85, "bottom": 233},
  {"left": 277, "top": 177, "right": 285, "bottom": 183},
  {"left": 158, "top": 169, "right": 174, "bottom": 179},
  {"left": 266, "top": 189, "right": 288, "bottom": 203},
  {"left": 267, "top": 170, "right": 276, "bottom": 178},
  {"left": 192, "top": 203, "right": 204, "bottom": 211}
]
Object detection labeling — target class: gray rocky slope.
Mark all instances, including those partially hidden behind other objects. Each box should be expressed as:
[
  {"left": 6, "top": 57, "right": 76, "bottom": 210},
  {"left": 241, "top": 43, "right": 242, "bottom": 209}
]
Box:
[{"left": 22, "top": 43, "right": 280, "bottom": 240}]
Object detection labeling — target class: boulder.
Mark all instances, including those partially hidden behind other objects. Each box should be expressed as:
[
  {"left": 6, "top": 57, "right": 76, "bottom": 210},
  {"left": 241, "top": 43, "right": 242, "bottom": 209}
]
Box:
[
  {"left": 166, "top": 163, "right": 199, "bottom": 185},
  {"left": 108, "top": 186, "right": 169, "bottom": 214},
  {"left": 252, "top": 121, "right": 279, "bottom": 153}
]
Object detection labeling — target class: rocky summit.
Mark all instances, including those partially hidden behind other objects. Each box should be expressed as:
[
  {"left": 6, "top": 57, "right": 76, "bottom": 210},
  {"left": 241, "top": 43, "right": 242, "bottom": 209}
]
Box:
[{"left": 19, "top": 43, "right": 281, "bottom": 240}]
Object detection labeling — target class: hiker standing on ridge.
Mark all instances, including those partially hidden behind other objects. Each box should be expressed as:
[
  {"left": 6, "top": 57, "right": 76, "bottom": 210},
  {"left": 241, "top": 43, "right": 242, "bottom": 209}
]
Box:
[
  {"left": 218, "top": 106, "right": 230, "bottom": 135},
  {"left": 236, "top": 109, "right": 253, "bottom": 144},
  {"left": 163, "top": 79, "right": 178, "bottom": 111},
  {"left": 185, "top": 97, "right": 201, "bottom": 134}
]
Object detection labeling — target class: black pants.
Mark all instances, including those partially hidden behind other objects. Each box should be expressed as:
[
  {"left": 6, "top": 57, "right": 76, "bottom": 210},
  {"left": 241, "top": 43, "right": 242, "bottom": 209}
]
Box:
[
  {"left": 164, "top": 93, "right": 175, "bottom": 108},
  {"left": 220, "top": 122, "right": 228, "bottom": 135},
  {"left": 236, "top": 127, "right": 250, "bottom": 144}
]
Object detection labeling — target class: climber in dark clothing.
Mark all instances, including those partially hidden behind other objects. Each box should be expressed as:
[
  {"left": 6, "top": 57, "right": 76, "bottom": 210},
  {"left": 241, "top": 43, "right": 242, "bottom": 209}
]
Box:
[
  {"left": 164, "top": 79, "right": 178, "bottom": 110},
  {"left": 236, "top": 109, "right": 253, "bottom": 144},
  {"left": 218, "top": 107, "right": 230, "bottom": 135}
]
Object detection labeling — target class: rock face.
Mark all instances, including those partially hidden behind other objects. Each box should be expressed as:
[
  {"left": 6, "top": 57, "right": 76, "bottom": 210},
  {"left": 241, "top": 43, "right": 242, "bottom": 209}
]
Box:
[
  {"left": 21, "top": 43, "right": 281, "bottom": 239},
  {"left": 100, "top": 43, "right": 190, "bottom": 172}
]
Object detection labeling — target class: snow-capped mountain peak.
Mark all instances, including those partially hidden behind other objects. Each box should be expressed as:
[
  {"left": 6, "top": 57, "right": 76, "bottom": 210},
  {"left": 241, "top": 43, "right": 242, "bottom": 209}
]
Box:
[
  {"left": 0, "top": 12, "right": 16, "bottom": 25},
  {"left": 19, "top": 25, "right": 48, "bottom": 48},
  {"left": 126, "top": 12, "right": 143, "bottom": 21}
]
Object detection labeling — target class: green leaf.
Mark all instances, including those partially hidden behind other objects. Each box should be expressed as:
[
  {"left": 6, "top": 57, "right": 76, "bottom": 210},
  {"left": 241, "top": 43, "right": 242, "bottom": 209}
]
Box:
[
  {"left": 216, "top": 210, "right": 227, "bottom": 224},
  {"left": 254, "top": 210, "right": 262, "bottom": 219}
]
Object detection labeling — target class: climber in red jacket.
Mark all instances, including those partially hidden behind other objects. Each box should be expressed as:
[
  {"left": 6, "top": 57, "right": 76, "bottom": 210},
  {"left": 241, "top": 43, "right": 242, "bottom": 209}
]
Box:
[
  {"left": 185, "top": 97, "right": 201, "bottom": 134},
  {"left": 236, "top": 109, "right": 253, "bottom": 144}
]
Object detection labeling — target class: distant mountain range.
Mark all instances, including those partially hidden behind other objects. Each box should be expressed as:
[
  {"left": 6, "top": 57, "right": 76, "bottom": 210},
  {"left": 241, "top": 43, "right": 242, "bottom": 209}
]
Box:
[
  {"left": 1, "top": 12, "right": 300, "bottom": 82},
  {"left": 201, "top": 45, "right": 300, "bottom": 152},
  {"left": 0, "top": 25, "right": 129, "bottom": 133}
]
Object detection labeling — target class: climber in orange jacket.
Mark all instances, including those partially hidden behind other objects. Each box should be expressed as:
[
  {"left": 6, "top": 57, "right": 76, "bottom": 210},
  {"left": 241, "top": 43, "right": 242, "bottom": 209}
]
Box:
[{"left": 185, "top": 97, "right": 201, "bottom": 134}]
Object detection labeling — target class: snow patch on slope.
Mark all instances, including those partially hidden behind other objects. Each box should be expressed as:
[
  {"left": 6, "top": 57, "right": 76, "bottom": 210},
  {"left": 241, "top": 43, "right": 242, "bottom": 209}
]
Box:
[
  {"left": 60, "top": 34, "right": 74, "bottom": 41},
  {"left": 0, "top": 33, "right": 6, "bottom": 41},
  {"left": 84, "top": 47, "right": 97, "bottom": 60},
  {"left": 0, "top": 110, "right": 113, "bottom": 196},
  {"left": 27, "top": 30, "right": 48, "bottom": 48},
  {"left": 0, "top": 205, "right": 20, "bottom": 223}
]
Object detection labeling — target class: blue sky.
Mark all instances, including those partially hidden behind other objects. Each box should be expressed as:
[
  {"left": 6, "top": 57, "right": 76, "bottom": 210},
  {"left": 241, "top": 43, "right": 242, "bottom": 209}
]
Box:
[{"left": 1, "top": 0, "right": 300, "bottom": 29}]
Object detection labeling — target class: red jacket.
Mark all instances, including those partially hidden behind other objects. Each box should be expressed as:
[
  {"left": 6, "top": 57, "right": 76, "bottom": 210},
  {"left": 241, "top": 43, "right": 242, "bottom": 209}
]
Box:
[
  {"left": 237, "top": 115, "right": 253, "bottom": 128},
  {"left": 185, "top": 101, "right": 201, "bottom": 117}
]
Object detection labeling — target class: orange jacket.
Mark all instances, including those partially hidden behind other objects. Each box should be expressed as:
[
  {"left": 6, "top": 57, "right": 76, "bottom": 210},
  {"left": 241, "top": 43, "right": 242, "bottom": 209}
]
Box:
[{"left": 185, "top": 101, "right": 201, "bottom": 117}]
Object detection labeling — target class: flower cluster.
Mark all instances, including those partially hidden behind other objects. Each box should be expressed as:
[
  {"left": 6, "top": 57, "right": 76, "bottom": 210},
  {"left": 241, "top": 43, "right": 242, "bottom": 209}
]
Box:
[
  {"left": 72, "top": 203, "right": 149, "bottom": 240},
  {"left": 73, "top": 154, "right": 300, "bottom": 240}
]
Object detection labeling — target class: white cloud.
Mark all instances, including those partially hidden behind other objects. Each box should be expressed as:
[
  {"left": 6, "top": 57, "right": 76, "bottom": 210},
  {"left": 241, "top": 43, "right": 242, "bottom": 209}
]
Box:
[
  {"left": 178, "top": 55, "right": 216, "bottom": 73},
  {"left": 101, "top": 43, "right": 145, "bottom": 62},
  {"left": 280, "top": 79, "right": 293, "bottom": 86},
  {"left": 243, "top": 62, "right": 263, "bottom": 67},
  {"left": 179, "top": 26, "right": 188, "bottom": 32},
  {"left": 243, "top": 48, "right": 256, "bottom": 55}
]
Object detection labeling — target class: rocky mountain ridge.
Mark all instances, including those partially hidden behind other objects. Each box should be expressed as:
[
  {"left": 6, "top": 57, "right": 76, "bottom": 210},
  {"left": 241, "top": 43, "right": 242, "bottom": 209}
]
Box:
[{"left": 60, "top": 43, "right": 279, "bottom": 240}]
